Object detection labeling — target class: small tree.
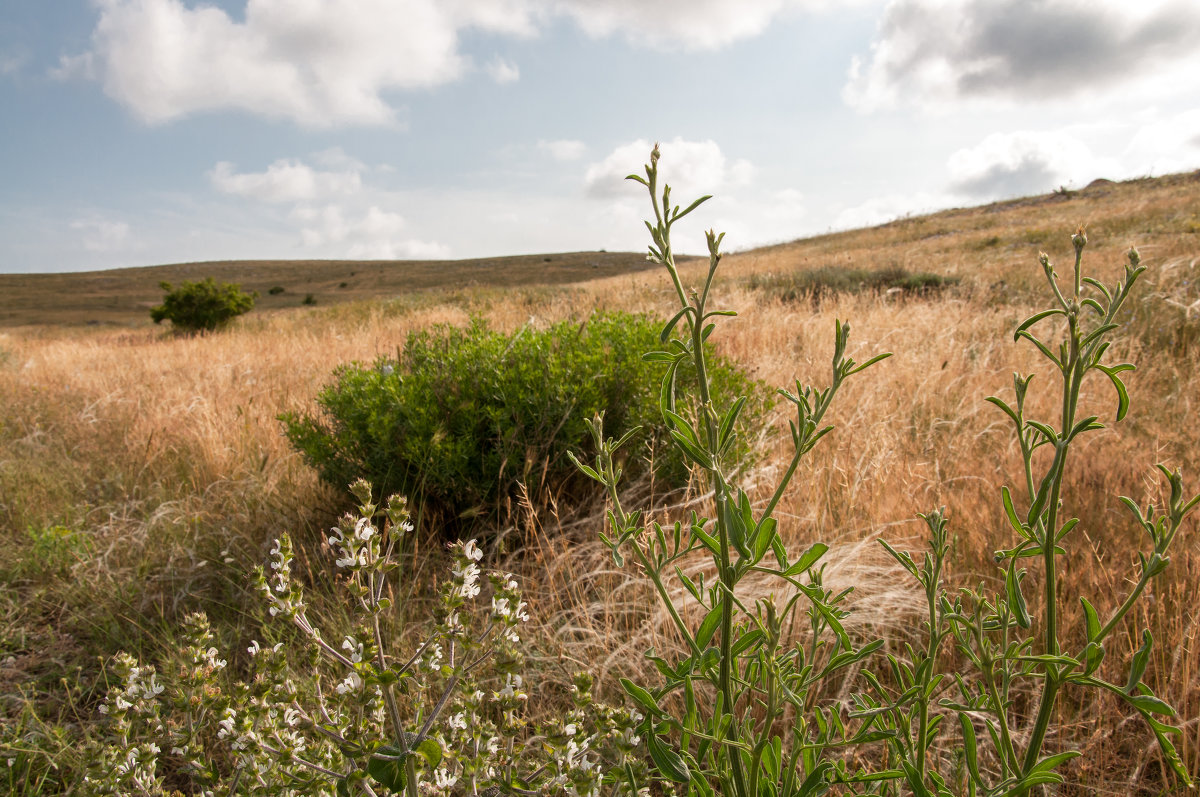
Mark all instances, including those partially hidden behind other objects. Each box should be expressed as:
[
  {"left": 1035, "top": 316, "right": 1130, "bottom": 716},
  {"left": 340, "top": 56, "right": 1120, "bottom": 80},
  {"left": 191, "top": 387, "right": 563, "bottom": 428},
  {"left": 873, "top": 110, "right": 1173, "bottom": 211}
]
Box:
[{"left": 150, "top": 277, "right": 257, "bottom": 333}]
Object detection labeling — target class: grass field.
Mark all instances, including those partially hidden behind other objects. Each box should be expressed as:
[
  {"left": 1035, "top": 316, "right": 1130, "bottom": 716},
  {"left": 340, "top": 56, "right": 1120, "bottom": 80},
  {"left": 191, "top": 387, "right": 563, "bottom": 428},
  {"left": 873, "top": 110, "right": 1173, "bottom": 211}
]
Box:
[
  {"left": 1, "top": 169, "right": 1198, "bottom": 793},
  {"left": 0, "top": 250, "right": 662, "bottom": 327}
]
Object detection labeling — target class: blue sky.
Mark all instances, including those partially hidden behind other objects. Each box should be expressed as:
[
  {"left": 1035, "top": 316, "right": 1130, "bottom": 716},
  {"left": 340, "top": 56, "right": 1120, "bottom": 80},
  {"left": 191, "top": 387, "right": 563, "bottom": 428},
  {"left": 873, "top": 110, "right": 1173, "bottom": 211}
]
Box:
[{"left": 2, "top": 0, "right": 1200, "bottom": 273}]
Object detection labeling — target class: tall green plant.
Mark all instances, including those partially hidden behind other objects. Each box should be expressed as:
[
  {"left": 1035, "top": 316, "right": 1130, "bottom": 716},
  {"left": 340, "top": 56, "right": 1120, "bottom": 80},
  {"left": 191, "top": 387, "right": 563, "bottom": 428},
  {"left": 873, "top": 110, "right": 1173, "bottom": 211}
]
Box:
[
  {"left": 872, "top": 234, "right": 1198, "bottom": 795},
  {"left": 572, "top": 145, "right": 894, "bottom": 796}
]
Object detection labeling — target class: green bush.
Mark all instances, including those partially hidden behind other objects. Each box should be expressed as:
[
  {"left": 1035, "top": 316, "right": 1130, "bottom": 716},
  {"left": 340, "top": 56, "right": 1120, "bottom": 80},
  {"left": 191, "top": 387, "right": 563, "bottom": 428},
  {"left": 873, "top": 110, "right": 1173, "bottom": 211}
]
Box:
[
  {"left": 149, "top": 277, "right": 256, "bottom": 332},
  {"left": 282, "top": 311, "right": 766, "bottom": 531}
]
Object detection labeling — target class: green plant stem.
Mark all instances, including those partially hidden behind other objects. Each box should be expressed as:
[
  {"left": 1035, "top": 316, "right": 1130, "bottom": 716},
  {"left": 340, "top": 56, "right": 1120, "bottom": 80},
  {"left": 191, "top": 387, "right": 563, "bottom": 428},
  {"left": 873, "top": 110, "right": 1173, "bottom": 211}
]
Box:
[{"left": 1022, "top": 304, "right": 1083, "bottom": 777}]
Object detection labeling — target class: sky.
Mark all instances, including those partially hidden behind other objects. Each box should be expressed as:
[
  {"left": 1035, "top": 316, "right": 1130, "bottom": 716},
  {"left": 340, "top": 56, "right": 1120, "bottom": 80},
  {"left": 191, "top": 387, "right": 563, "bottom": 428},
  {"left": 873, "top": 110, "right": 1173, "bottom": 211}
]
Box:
[{"left": 2, "top": 0, "right": 1200, "bottom": 274}]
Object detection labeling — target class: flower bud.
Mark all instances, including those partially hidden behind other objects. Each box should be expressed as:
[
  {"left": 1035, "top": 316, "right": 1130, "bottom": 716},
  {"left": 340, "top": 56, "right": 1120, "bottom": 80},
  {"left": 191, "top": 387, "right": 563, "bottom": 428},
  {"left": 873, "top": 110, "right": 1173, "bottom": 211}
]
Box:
[{"left": 1072, "top": 226, "right": 1087, "bottom": 251}]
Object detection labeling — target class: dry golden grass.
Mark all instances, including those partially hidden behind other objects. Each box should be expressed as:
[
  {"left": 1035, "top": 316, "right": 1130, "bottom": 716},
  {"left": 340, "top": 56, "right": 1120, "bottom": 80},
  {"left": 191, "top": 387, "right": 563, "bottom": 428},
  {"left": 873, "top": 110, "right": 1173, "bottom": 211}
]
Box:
[{"left": 1, "top": 170, "right": 1197, "bottom": 793}]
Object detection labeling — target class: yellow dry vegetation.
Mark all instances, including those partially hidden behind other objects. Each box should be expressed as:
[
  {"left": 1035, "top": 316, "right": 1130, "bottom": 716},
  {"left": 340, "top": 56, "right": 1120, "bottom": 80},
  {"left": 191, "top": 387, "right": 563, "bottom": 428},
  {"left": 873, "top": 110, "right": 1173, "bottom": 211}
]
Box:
[{"left": 1, "top": 170, "right": 1197, "bottom": 792}]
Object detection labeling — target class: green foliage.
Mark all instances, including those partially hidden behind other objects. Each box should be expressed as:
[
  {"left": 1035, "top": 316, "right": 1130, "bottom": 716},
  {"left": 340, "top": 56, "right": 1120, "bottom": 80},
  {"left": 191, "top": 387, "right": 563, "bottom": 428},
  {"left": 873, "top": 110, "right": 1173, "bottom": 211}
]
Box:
[
  {"left": 149, "top": 277, "right": 256, "bottom": 332},
  {"left": 576, "top": 146, "right": 895, "bottom": 797},
  {"left": 3, "top": 524, "right": 91, "bottom": 582},
  {"left": 748, "top": 265, "right": 957, "bottom": 305},
  {"left": 302, "top": 293, "right": 317, "bottom": 305},
  {"left": 268, "top": 285, "right": 285, "bottom": 295},
  {"left": 282, "top": 311, "right": 766, "bottom": 530},
  {"left": 873, "top": 234, "right": 1198, "bottom": 795}
]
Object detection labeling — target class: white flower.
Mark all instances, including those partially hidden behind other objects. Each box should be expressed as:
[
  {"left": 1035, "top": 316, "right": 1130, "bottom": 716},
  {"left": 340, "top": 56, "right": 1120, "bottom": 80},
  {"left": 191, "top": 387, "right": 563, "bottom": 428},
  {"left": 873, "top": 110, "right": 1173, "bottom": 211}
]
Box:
[
  {"left": 335, "top": 672, "right": 364, "bottom": 694},
  {"left": 354, "top": 517, "right": 376, "bottom": 541},
  {"left": 342, "top": 636, "right": 364, "bottom": 663},
  {"left": 463, "top": 540, "right": 483, "bottom": 562},
  {"left": 434, "top": 767, "right": 458, "bottom": 789},
  {"left": 448, "top": 712, "right": 467, "bottom": 731},
  {"left": 247, "top": 640, "right": 261, "bottom": 656}
]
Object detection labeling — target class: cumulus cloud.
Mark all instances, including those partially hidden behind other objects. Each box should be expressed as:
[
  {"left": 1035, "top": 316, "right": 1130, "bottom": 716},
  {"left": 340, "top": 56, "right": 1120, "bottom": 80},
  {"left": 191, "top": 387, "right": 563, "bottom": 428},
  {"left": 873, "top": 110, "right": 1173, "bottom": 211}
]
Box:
[
  {"left": 294, "top": 204, "right": 449, "bottom": 259},
  {"left": 555, "top": 0, "right": 800, "bottom": 51},
  {"left": 210, "top": 159, "right": 362, "bottom": 203},
  {"left": 538, "top": 139, "right": 587, "bottom": 161},
  {"left": 71, "top": 218, "right": 132, "bottom": 251},
  {"left": 844, "top": 0, "right": 1200, "bottom": 112},
  {"left": 60, "top": 0, "right": 852, "bottom": 126},
  {"left": 585, "top": 137, "right": 753, "bottom": 199},
  {"left": 946, "top": 131, "right": 1119, "bottom": 198},
  {"left": 59, "top": 0, "right": 538, "bottom": 126}
]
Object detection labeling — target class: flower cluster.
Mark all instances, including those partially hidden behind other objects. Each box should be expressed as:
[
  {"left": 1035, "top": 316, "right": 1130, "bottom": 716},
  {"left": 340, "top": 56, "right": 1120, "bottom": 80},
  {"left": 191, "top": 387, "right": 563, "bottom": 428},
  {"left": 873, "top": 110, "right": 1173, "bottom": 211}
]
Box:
[
  {"left": 82, "top": 487, "right": 649, "bottom": 796},
  {"left": 85, "top": 653, "right": 167, "bottom": 794}
]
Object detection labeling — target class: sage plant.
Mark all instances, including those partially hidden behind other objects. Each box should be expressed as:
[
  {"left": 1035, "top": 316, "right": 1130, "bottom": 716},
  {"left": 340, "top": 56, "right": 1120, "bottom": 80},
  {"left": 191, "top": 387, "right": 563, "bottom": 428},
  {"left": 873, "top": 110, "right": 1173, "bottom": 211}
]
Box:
[
  {"left": 86, "top": 479, "right": 644, "bottom": 796},
  {"left": 572, "top": 145, "right": 893, "bottom": 796}
]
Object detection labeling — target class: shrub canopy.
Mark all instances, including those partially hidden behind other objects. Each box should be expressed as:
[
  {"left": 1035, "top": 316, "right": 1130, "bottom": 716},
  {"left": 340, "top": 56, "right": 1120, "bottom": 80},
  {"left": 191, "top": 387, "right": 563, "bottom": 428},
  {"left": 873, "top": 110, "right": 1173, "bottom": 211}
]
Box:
[
  {"left": 150, "top": 277, "right": 257, "bottom": 332},
  {"left": 282, "top": 311, "right": 765, "bottom": 532}
]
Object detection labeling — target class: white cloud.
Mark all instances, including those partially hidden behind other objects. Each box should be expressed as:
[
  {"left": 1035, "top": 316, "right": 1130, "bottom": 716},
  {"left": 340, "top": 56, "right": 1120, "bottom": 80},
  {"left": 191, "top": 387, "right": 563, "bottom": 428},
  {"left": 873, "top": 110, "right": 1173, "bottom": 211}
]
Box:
[
  {"left": 554, "top": 0, "right": 794, "bottom": 51},
  {"left": 61, "top": 0, "right": 859, "bottom": 126},
  {"left": 946, "top": 131, "right": 1120, "bottom": 198},
  {"left": 486, "top": 56, "right": 520, "bottom": 84},
  {"left": 210, "top": 159, "right": 362, "bottom": 203},
  {"left": 1123, "top": 110, "right": 1200, "bottom": 176},
  {"left": 294, "top": 203, "right": 449, "bottom": 259},
  {"left": 585, "top": 137, "right": 754, "bottom": 200},
  {"left": 844, "top": 0, "right": 1200, "bottom": 112},
  {"left": 832, "top": 191, "right": 952, "bottom": 231},
  {"left": 71, "top": 218, "right": 132, "bottom": 251},
  {"left": 61, "top": 0, "right": 537, "bottom": 126},
  {"left": 538, "top": 139, "right": 587, "bottom": 161}
]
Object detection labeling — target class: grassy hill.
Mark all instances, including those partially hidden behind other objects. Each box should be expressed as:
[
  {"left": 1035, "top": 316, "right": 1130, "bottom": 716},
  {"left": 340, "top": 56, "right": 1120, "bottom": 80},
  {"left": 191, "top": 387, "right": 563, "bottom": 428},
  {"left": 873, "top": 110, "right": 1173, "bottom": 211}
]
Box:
[
  {"left": 1, "top": 169, "right": 1198, "bottom": 794},
  {"left": 0, "top": 250, "right": 662, "bottom": 327}
]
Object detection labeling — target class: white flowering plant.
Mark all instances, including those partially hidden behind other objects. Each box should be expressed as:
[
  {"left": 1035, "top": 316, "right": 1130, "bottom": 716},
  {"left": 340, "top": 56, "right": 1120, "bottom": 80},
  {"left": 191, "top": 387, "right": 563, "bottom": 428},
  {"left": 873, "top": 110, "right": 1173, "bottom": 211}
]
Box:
[{"left": 83, "top": 480, "right": 647, "bottom": 796}]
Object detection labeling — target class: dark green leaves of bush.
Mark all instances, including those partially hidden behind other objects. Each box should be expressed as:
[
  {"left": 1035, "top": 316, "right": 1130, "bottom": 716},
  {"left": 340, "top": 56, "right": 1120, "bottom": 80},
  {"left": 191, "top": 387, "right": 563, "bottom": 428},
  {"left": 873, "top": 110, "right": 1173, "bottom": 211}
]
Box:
[
  {"left": 282, "top": 312, "right": 766, "bottom": 532},
  {"left": 150, "top": 277, "right": 257, "bottom": 333}
]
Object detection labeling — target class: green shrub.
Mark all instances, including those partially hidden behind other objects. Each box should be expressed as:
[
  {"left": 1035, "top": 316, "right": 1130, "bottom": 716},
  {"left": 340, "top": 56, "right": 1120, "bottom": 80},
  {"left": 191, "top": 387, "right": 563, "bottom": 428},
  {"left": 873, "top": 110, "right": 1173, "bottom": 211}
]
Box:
[
  {"left": 149, "top": 277, "right": 256, "bottom": 332},
  {"left": 302, "top": 293, "right": 317, "bottom": 305},
  {"left": 268, "top": 285, "right": 285, "bottom": 295},
  {"left": 282, "top": 311, "right": 766, "bottom": 531}
]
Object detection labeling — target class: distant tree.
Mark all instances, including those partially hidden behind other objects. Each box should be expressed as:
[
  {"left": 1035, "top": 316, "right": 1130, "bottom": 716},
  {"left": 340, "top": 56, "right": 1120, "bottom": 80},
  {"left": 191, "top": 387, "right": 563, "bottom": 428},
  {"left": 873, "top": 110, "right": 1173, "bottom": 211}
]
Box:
[{"left": 150, "top": 277, "right": 257, "bottom": 333}]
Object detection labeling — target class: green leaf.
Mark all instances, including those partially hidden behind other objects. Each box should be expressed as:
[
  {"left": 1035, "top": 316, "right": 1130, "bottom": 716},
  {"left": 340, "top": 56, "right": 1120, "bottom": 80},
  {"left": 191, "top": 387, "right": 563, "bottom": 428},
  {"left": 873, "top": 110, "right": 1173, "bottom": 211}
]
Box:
[
  {"left": 415, "top": 738, "right": 442, "bottom": 768},
  {"left": 661, "top": 306, "right": 693, "bottom": 342},
  {"left": 1014, "top": 308, "right": 1066, "bottom": 340},
  {"left": 367, "top": 745, "right": 408, "bottom": 791},
  {"left": 879, "top": 539, "right": 919, "bottom": 579},
  {"left": 620, "top": 678, "right": 663, "bottom": 716},
  {"left": 1081, "top": 641, "right": 1105, "bottom": 676},
  {"left": 959, "top": 713, "right": 982, "bottom": 786},
  {"left": 1027, "top": 750, "right": 1080, "bottom": 777},
  {"left": 1001, "top": 486, "right": 1024, "bottom": 534},
  {"left": 1080, "top": 597, "right": 1100, "bottom": 642},
  {"left": 696, "top": 602, "right": 723, "bottom": 649},
  {"left": 751, "top": 516, "right": 777, "bottom": 566},
  {"left": 718, "top": 396, "right": 748, "bottom": 454},
  {"left": 731, "top": 629, "right": 765, "bottom": 657},
  {"left": 986, "top": 395, "right": 1020, "bottom": 426},
  {"left": 647, "top": 731, "right": 691, "bottom": 783},
  {"left": 1126, "top": 629, "right": 1153, "bottom": 693},
  {"left": 1128, "top": 693, "right": 1176, "bottom": 716},
  {"left": 784, "top": 542, "right": 829, "bottom": 577},
  {"left": 1006, "top": 564, "right": 1031, "bottom": 629},
  {"left": 1095, "top": 363, "right": 1133, "bottom": 422}
]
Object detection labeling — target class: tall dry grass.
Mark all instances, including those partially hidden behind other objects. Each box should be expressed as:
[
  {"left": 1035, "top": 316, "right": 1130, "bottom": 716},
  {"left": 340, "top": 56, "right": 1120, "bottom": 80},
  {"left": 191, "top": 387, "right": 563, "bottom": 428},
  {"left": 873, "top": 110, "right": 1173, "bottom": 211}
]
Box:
[{"left": 1, "top": 171, "right": 1197, "bottom": 793}]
